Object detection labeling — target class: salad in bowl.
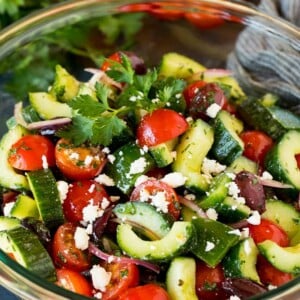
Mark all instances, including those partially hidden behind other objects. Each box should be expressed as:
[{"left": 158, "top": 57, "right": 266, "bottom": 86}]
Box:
[{"left": 0, "top": 1, "right": 300, "bottom": 300}]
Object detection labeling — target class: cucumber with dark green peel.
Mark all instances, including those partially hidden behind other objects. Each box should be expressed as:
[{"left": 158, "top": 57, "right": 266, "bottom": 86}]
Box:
[
  {"left": 223, "top": 237, "right": 260, "bottom": 283},
  {"left": 191, "top": 217, "right": 239, "bottom": 267},
  {"left": 238, "top": 96, "right": 300, "bottom": 140},
  {"left": 227, "top": 155, "right": 259, "bottom": 175},
  {"left": 166, "top": 257, "right": 198, "bottom": 300},
  {"left": 113, "top": 201, "right": 172, "bottom": 240},
  {"left": 264, "top": 130, "right": 300, "bottom": 190},
  {"left": 0, "top": 226, "right": 56, "bottom": 281},
  {"left": 172, "top": 118, "right": 214, "bottom": 193},
  {"left": 0, "top": 125, "right": 29, "bottom": 190},
  {"left": 26, "top": 169, "right": 64, "bottom": 230},
  {"left": 211, "top": 110, "right": 244, "bottom": 165},
  {"left": 116, "top": 221, "right": 194, "bottom": 262}
]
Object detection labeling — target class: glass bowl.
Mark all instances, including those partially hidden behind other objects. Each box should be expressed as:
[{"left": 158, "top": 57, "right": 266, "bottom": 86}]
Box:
[{"left": 0, "top": 0, "right": 299, "bottom": 299}]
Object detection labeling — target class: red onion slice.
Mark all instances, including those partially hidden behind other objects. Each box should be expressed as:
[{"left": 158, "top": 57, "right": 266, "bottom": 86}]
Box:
[
  {"left": 89, "top": 242, "right": 160, "bottom": 274},
  {"left": 202, "top": 68, "right": 232, "bottom": 79},
  {"left": 179, "top": 196, "right": 207, "bottom": 218},
  {"left": 26, "top": 118, "right": 72, "bottom": 131},
  {"left": 257, "top": 177, "right": 293, "bottom": 189},
  {"left": 84, "top": 68, "right": 123, "bottom": 89}
]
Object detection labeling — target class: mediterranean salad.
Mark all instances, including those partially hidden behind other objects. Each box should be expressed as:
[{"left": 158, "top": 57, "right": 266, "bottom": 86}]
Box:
[{"left": 1, "top": 51, "right": 300, "bottom": 300}]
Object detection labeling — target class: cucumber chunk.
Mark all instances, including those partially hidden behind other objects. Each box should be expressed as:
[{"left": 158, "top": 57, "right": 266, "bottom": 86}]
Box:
[
  {"left": 113, "top": 202, "right": 172, "bottom": 240},
  {"left": 0, "top": 226, "right": 56, "bottom": 281},
  {"left": 0, "top": 216, "right": 21, "bottom": 231},
  {"left": 9, "top": 194, "right": 40, "bottom": 219},
  {"left": 26, "top": 169, "right": 64, "bottom": 229},
  {"left": 223, "top": 237, "right": 260, "bottom": 283},
  {"left": 116, "top": 221, "right": 194, "bottom": 262},
  {"left": 0, "top": 125, "right": 29, "bottom": 190},
  {"left": 227, "top": 156, "right": 259, "bottom": 175},
  {"left": 166, "top": 257, "right": 198, "bottom": 300},
  {"left": 265, "top": 130, "right": 300, "bottom": 189},
  {"left": 172, "top": 119, "right": 214, "bottom": 193}
]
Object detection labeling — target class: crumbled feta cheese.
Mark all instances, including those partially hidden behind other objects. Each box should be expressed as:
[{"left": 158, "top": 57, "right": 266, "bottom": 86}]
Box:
[
  {"left": 85, "top": 223, "right": 93, "bottom": 235},
  {"left": 150, "top": 191, "right": 169, "bottom": 213},
  {"left": 129, "top": 157, "right": 148, "bottom": 175},
  {"left": 88, "top": 184, "right": 96, "bottom": 193},
  {"left": 241, "top": 227, "right": 250, "bottom": 239},
  {"left": 94, "top": 292, "right": 103, "bottom": 299},
  {"left": 226, "top": 181, "right": 245, "bottom": 204},
  {"left": 229, "top": 296, "right": 241, "bottom": 300},
  {"left": 129, "top": 95, "right": 137, "bottom": 102},
  {"left": 95, "top": 174, "right": 115, "bottom": 186},
  {"left": 74, "top": 227, "right": 90, "bottom": 250},
  {"left": 56, "top": 180, "right": 69, "bottom": 203},
  {"left": 247, "top": 211, "right": 261, "bottom": 225},
  {"left": 84, "top": 155, "right": 93, "bottom": 166},
  {"left": 41, "top": 155, "right": 48, "bottom": 169},
  {"left": 101, "top": 198, "right": 110, "bottom": 210},
  {"left": 82, "top": 202, "right": 104, "bottom": 223},
  {"left": 226, "top": 172, "right": 236, "bottom": 180},
  {"left": 102, "top": 147, "right": 110, "bottom": 154},
  {"left": 161, "top": 172, "right": 187, "bottom": 188},
  {"left": 202, "top": 157, "right": 226, "bottom": 175},
  {"left": 139, "top": 188, "right": 151, "bottom": 202},
  {"left": 90, "top": 265, "right": 112, "bottom": 292},
  {"left": 268, "top": 284, "right": 277, "bottom": 290},
  {"left": 228, "top": 229, "right": 241, "bottom": 236},
  {"left": 261, "top": 171, "right": 273, "bottom": 180},
  {"left": 206, "top": 208, "right": 218, "bottom": 220},
  {"left": 184, "top": 194, "right": 196, "bottom": 201},
  {"left": 206, "top": 103, "right": 221, "bottom": 118},
  {"left": 3, "top": 202, "right": 15, "bottom": 216},
  {"left": 205, "top": 241, "right": 215, "bottom": 252},
  {"left": 69, "top": 152, "right": 79, "bottom": 160},
  {"left": 107, "top": 154, "right": 116, "bottom": 164},
  {"left": 134, "top": 175, "right": 149, "bottom": 187}
]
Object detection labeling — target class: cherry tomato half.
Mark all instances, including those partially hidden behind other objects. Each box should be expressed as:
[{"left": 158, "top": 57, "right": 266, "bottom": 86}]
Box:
[
  {"left": 184, "top": 11, "right": 224, "bottom": 29},
  {"left": 52, "top": 222, "right": 91, "bottom": 271},
  {"left": 130, "top": 179, "right": 181, "bottom": 220},
  {"left": 8, "top": 134, "right": 55, "bottom": 171},
  {"left": 196, "top": 260, "right": 228, "bottom": 300},
  {"left": 56, "top": 268, "right": 93, "bottom": 297},
  {"left": 256, "top": 255, "right": 293, "bottom": 287},
  {"left": 119, "top": 283, "right": 170, "bottom": 300},
  {"left": 63, "top": 180, "right": 110, "bottom": 223},
  {"left": 137, "top": 108, "right": 188, "bottom": 147},
  {"left": 101, "top": 52, "right": 123, "bottom": 72},
  {"left": 240, "top": 130, "right": 274, "bottom": 165},
  {"left": 183, "top": 80, "right": 207, "bottom": 107},
  {"left": 101, "top": 262, "right": 140, "bottom": 300},
  {"left": 248, "top": 218, "right": 289, "bottom": 247},
  {"left": 55, "top": 138, "right": 106, "bottom": 180}
]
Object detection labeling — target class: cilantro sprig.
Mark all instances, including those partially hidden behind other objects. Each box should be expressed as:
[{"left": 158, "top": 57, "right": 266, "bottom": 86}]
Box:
[{"left": 57, "top": 82, "right": 129, "bottom": 146}]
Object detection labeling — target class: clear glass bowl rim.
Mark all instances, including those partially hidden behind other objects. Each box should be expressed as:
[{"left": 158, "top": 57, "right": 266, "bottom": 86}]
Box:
[{"left": 0, "top": 0, "right": 300, "bottom": 299}]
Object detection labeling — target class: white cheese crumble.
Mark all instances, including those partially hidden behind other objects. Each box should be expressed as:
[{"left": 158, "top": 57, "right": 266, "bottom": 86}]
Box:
[
  {"left": 56, "top": 180, "right": 69, "bottom": 203},
  {"left": 229, "top": 296, "right": 241, "bottom": 300},
  {"left": 228, "top": 229, "right": 241, "bottom": 236},
  {"left": 247, "top": 210, "right": 261, "bottom": 225},
  {"left": 74, "top": 226, "right": 90, "bottom": 250},
  {"left": 202, "top": 157, "right": 226, "bottom": 176},
  {"left": 95, "top": 174, "right": 115, "bottom": 186},
  {"left": 134, "top": 175, "right": 150, "bottom": 187},
  {"left": 3, "top": 202, "right": 15, "bottom": 216},
  {"left": 150, "top": 191, "right": 169, "bottom": 213},
  {"left": 82, "top": 202, "right": 104, "bottom": 224},
  {"left": 241, "top": 227, "right": 250, "bottom": 239},
  {"left": 107, "top": 154, "right": 116, "bottom": 164},
  {"left": 41, "top": 155, "right": 48, "bottom": 169},
  {"left": 226, "top": 181, "right": 245, "bottom": 204},
  {"left": 206, "top": 208, "right": 218, "bottom": 221},
  {"left": 90, "top": 264, "right": 112, "bottom": 292},
  {"left": 129, "top": 157, "right": 148, "bottom": 175},
  {"left": 88, "top": 184, "right": 96, "bottom": 193},
  {"left": 69, "top": 152, "right": 79, "bottom": 160},
  {"left": 161, "top": 172, "right": 187, "bottom": 188},
  {"left": 206, "top": 103, "right": 221, "bottom": 118},
  {"left": 205, "top": 241, "right": 215, "bottom": 252},
  {"left": 84, "top": 155, "right": 93, "bottom": 166},
  {"left": 261, "top": 171, "right": 273, "bottom": 180}
]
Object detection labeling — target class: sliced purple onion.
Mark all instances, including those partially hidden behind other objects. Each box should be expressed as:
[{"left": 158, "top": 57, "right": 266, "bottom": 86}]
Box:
[
  {"left": 26, "top": 118, "right": 72, "bottom": 131},
  {"left": 179, "top": 196, "right": 207, "bottom": 218},
  {"left": 202, "top": 68, "right": 232, "bottom": 79},
  {"left": 257, "top": 177, "right": 294, "bottom": 189},
  {"left": 88, "top": 242, "right": 160, "bottom": 274},
  {"left": 84, "top": 68, "right": 123, "bottom": 89}
]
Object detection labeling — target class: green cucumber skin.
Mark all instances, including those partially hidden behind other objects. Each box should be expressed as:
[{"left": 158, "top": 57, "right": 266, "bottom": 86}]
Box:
[
  {"left": 26, "top": 169, "right": 64, "bottom": 230},
  {"left": 1, "top": 226, "right": 56, "bottom": 282}
]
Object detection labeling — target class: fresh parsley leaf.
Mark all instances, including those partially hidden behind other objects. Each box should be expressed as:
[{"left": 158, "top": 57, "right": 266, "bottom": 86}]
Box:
[
  {"left": 57, "top": 115, "right": 93, "bottom": 145},
  {"left": 95, "top": 82, "right": 110, "bottom": 108}
]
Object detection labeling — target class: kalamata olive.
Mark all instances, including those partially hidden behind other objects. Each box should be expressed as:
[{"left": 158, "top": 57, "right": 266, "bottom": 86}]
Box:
[
  {"left": 222, "top": 278, "right": 268, "bottom": 299},
  {"left": 235, "top": 171, "right": 266, "bottom": 213},
  {"left": 188, "top": 82, "right": 226, "bottom": 120},
  {"left": 92, "top": 207, "right": 113, "bottom": 241},
  {"left": 124, "top": 51, "right": 147, "bottom": 75}
]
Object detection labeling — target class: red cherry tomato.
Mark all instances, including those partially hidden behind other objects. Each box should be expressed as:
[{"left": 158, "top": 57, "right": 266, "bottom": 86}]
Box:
[
  {"left": 256, "top": 255, "right": 293, "bottom": 287},
  {"left": 184, "top": 11, "right": 224, "bottom": 29},
  {"left": 63, "top": 180, "right": 110, "bottom": 223},
  {"left": 101, "top": 52, "right": 123, "bottom": 72},
  {"left": 248, "top": 218, "right": 289, "bottom": 247},
  {"left": 56, "top": 268, "right": 93, "bottom": 297},
  {"left": 8, "top": 135, "right": 55, "bottom": 171},
  {"left": 240, "top": 130, "right": 274, "bottom": 165},
  {"left": 119, "top": 3, "right": 152, "bottom": 13},
  {"left": 130, "top": 179, "right": 181, "bottom": 220},
  {"left": 186, "top": 82, "right": 226, "bottom": 120},
  {"left": 55, "top": 138, "right": 106, "bottom": 180},
  {"left": 100, "top": 262, "right": 140, "bottom": 300},
  {"left": 150, "top": 2, "right": 184, "bottom": 21},
  {"left": 52, "top": 222, "right": 91, "bottom": 272},
  {"left": 183, "top": 80, "right": 207, "bottom": 107},
  {"left": 196, "top": 260, "right": 228, "bottom": 300},
  {"left": 295, "top": 154, "right": 300, "bottom": 169},
  {"left": 222, "top": 98, "right": 237, "bottom": 115},
  {"left": 137, "top": 108, "right": 188, "bottom": 147},
  {"left": 119, "top": 283, "right": 170, "bottom": 300}
]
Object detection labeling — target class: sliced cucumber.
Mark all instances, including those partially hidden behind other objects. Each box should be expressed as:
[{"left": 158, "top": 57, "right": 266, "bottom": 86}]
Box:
[
  {"left": 265, "top": 130, "right": 300, "bottom": 189},
  {"left": 29, "top": 92, "right": 72, "bottom": 120},
  {"left": 113, "top": 202, "right": 172, "bottom": 240},
  {"left": 116, "top": 221, "right": 194, "bottom": 262},
  {"left": 166, "top": 257, "right": 197, "bottom": 300},
  {"left": 211, "top": 110, "right": 244, "bottom": 165},
  {"left": 0, "top": 125, "right": 29, "bottom": 190},
  {"left": 9, "top": 194, "right": 40, "bottom": 219},
  {"left": 227, "top": 156, "right": 259, "bottom": 175},
  {"left": 0, "top": 216, "right": 21, "bottom": 231},
  {"left": 262, "top": 199, "right": 300, "bottom": 241},
  {"left": 0, "top": 226, "right": 56, "bottom": 281},
  {"left": 172, "top": 119, "right": 214, "bottom": 193},
  {"left": 223, "top": 237, "right": 260, "bottom": 283},
  {"left": 258, "top": 240, "right": 300, "bottom": 275},
  {"left": 26, "top": 169, "right": 64, "bottom": 229},
  {"left": 159, "top": 52, "right": 206, "bottom": 79},
  {"left": 51, "top": 64, "right": 80, "bottom": 102},
  {"left": 191, "top": 218, "right": 239, "bottom": 267}
]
